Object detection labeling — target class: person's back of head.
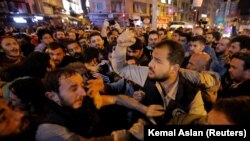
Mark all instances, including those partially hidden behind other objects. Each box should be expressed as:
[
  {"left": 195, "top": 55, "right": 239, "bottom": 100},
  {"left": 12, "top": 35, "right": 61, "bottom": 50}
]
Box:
[
  {"left": 208, "top": 96, "right": 250, "bottom": 125},
  {"left": 21, "top": 52, "right": 54, "bottom": 79},
  {"left": 9, "top": 77, "right": 46, "bottom": 113}
]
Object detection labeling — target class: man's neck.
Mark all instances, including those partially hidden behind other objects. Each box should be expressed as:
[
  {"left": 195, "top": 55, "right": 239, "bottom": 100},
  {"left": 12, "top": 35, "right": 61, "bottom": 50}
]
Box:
[{"left": 159, "top": 73, "right": 178, "bottom": 93}]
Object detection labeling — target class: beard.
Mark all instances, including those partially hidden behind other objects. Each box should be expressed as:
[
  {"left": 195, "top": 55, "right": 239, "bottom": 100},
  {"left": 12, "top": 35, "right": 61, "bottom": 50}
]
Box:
[
  {"left": 148, "top": 67, "right": 170, "bottom": 82},
  {"left": 149, "top": 75, "right": 169, "bottom": 82},
  {"left": 74, "top": 52, "right": 83, "bottom": 59}
]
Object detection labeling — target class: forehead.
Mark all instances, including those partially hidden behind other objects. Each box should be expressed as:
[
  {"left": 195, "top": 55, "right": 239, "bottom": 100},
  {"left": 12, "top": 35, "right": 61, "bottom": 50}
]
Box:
[
  {"left": 190, "top": 41, "right": 201, "bottom": 45},
  {"left": 152, "top": 47, "right": 168, "bottom": 59},
  {"left": 149, "top": 34, "right": 158, "bottom": 38},
  {"left": 1, "top": 38, "right": 17, "bottom": 43},
  {"left": 59, "top": 73, "right": 83, "bottom": 85},
  {"left": 67, "top": 42, "right": 79, "bottom": 48},
  {"left": 42, "top": 34, "right": 51, "bottom": 38},
  {"left": 172, "top": 32, "right": 179, "bottom": 36},
  {"left": 57, "top": 31, "right": 64, "bottom": 34},
  {"left": 49, "top": 48, "right": 64, "bottom": 53},
  {"left": 220, "top": 38, "right": 230, "bottom": 44},
  {"left": 230, "top": 58, "right": 244, "bottom": 66},
  {"left": 128, "top": 47, "right": 140, "bottom": 52},
  {"left": 179, "top": 36, "right": 187, "bottom": 40},
  {"left": 230, "top": 42, "right": 240, "bottom": 47},
  {"left": 91, "top": 35, "right": 102, "bottom": 40}
]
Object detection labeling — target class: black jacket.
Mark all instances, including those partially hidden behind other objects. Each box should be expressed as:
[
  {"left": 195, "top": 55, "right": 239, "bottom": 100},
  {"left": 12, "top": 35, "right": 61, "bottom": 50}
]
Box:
[{"left": 142, "top": 73, "right": 199, "bottom": 125}]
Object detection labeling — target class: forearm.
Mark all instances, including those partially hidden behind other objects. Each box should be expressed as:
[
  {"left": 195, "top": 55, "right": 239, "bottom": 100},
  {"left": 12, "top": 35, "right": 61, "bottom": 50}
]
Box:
[
  {"left": 180, "top": 69, "right": 219, "bottom": 89},
  {"left": 101, "top": 27, "right": 108, "bottom": 37},
  {"left": 115, "top": 95, "right": 147, "bottom": 115},
  {"left": 111, "top": 44, "right": 128, "bottom": 74}
]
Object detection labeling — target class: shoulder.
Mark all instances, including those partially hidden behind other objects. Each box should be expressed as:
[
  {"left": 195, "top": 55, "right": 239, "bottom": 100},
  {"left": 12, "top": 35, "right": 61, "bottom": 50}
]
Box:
[{"left": 36, "top": 123, "right": 74, "bottom": 141}]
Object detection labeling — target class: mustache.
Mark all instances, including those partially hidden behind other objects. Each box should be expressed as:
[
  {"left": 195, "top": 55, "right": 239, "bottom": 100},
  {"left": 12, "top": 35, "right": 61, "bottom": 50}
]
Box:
[
  {"left": 74, "top": 52, "right": 82, "bottom": 58},
  {"left": 149, "top": 66, "right": 153, "bottom": 71},
  {"left": 126, "top": 55, "right": 137, "bottom": 60}
]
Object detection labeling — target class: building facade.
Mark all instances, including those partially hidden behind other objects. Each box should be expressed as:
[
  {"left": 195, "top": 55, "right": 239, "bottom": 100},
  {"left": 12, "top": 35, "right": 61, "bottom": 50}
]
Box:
[{"left": 88, "top": 0, "right": 177, "bottom": 28}]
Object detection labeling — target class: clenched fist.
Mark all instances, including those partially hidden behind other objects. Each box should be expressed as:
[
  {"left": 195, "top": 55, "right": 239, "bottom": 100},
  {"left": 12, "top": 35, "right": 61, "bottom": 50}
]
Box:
[{"left": 117, "top": 29, "right": 136, "bottom": 47}]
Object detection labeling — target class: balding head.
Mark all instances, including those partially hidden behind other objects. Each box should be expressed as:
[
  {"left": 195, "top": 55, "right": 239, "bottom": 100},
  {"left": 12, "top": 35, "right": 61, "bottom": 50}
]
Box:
[
  {"left": 193, "top": 27, "right": 204, "bottom": 36},
  {"left": 187, "top": 53, "right": 211, "bottom": 72}
]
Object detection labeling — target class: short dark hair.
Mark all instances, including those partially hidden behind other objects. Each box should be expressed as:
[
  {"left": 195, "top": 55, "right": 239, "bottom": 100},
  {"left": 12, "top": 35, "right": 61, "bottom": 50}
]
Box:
[
  {"left": 213, "top": 96, "right": 250, "bottom": 124},
  {"left": 83, "top": 47, "right": 100, "bottom": 64},
  {"left": 47, "top": 42, "right": 65, "bottom": 51},
  {"left": 231, "top": 52, "right": 250, "bottom": 70},
  {"left": 179, "top": 32, "right": 192, "bottom": 43},
  {"left": 128, "top": 38, "right": 143, "bottom": 50},
  {"left": 230, "top": 35, "right": 250, "bottom": 51},
  {"left": 64, "top": 40, "right": 81, "bottom": 49},
  {"left": 190, "top": 35, "right": 206, "bottom": 45},
  {"left": 21, "top": 52, "right": 52, "bottom": 79},
  {"left": 44, "top": 68, "right": 79, "bottom": 93},
  {"left": 158, "top": 28, "right": 167, "bottom": 34},
  {"left": 37, "top": 29, "right": 52, "bottom": 42},
  {"left": 173, "top": 30, "right": 182, "bottom": 35},
  {"left": 148, "top": 30, "right": 158, "bottom": 37},
  {"left": 212, "top": 31, "right": 221, "bottom": 41},
  {"left": 155, "top": 39, "right": 185, "bottom": 65},
  {"left": 9, "top": 77, "right": 46, "bottom": 113},
  {"left": 89, "top": 32, "right": 102, "bottom": 41}
]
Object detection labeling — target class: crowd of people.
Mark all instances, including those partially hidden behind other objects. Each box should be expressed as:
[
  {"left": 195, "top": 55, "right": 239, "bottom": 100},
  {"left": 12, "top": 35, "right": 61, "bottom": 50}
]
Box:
[{"left": 0, "top": 19, "right": 250, "bottom": 141}]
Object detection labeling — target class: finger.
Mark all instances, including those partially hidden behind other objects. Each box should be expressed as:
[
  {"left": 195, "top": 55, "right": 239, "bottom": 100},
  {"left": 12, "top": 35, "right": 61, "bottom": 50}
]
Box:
[
  {"left": 149, "top": 105, "right": 164, "bottom": 111},
  {"left": 147, "top": 111, "right": 164, "bottom": 117},
  {"left": 138, "top": 119, "right": 146, "bottom": 125}
]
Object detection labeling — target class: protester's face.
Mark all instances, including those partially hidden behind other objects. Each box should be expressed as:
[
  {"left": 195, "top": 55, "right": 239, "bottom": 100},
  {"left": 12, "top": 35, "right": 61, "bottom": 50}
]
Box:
[
  {"left": 1, "top": 38, "right": 20, "bottom": 58},
  {"left": 56, "top": 31, "right": 65, "bottom": 40},
  {"left": 127, "top": 47, "right": 143, "bottom": 60},
  {"left": 229, "top": 58, "right": 245, "bottom": 82},
  {"left": 84, "top": 58, "right": 99, "bottom": 72},
  {"left": 228, "top": 42, "right": 240, "bottom": 55},
  {"left": 148, "top": 34, "right": 159, "bottom": 48},
  {"left": 41, "top": 34, "right": 53, "bottom": 45},
  {"left": 193, "top": 28, "right": 203, "bottom": 36},
  {"left": 207, "top": 109, "right": 233, "bottom": 125},
  {"left": 78, "top": 38, "right": 88, "bottom": 48},
  {"left": 58, "top": 74, "right": 86, "bottom": 109},
  {"left": 189, "top": 41, "right": 205, "bottom": 55},
  {"left": 48, "top": 48, "right": 65, "bottom": 66},
  {"left": 205, "top": 34, "right": 214, "bottom": 44},
  {"left": 67, "top": 43, "right": 82, "bottom": 58},
  {"left": 187, "top": 55, "right": 204, "bottom": 72},
  {"left": 187, "top": 55, "right": 198, "bottom": 71},
  {"left": 171, "top": 33, "right": 180, "bottom": 42},
  {"left": 148, "top": 47, "right": 173, "bottom": 82},
  {"left": 68, "top": 32, "right": 76, "bottom": 40},
  {"left": 179, "top": 36, "right": 187, "bottom": 46},
  {"left": 107, "top": 35, "right": 117, "bottom": 45},
  {"left": 158, "top": 31, "right": 165, "bottom": 41},
  {"left": 0, "top": 99, "right": 29, "bottom": 137},
  {"left": 90, "top": 35, "right": 104, "bottom": 49},
  {"left": 215, "top": 38, "right": 230, "bottom": 54}
]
